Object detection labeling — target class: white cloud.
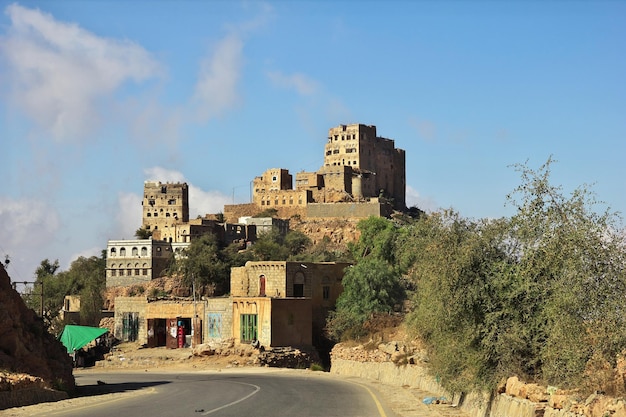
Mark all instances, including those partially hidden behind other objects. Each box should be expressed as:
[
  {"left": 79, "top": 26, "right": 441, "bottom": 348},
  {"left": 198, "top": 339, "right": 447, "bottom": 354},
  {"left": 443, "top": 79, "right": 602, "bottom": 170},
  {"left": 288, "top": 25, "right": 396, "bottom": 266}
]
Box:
[
  {"left": 267, "top": 71, "right": 319, "bottom": 96},
  {"left": 408, "top": 117, "right": 437, "bottom": 142},
  {"left": 192, "top": 34, "right": 243, "bottom": 123},
  {"left": 115, "top": 192, "right": 142, "bottom": 239},
  {"left": 0, "top": 3, "right": 162, "bottom": 141},
  {"left": 0, "top": 197, "right": 60, "bottom": 249},
  {"left": 406, "top": 185, "right": 438, "bottom": 212},
  {"left": 189, "top": 187, "right": 232, "bottom": 218},
  {"left": 129, "top": 99, "right": 183, "bottom": 147},
  {"left": 0, "top": 197, "right": 61, "bottom": 280},
  {"left": 143, "top": 166, "right": 186, "bottom": 184}
]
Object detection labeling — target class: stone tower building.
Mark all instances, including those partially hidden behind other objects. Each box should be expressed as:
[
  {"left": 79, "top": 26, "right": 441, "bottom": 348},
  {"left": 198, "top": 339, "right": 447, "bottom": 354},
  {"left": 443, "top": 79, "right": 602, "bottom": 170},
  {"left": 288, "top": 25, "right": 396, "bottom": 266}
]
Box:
[
  {"left": 323, "top": 124, "right": 406, "bottom": 210},
  {"left": 252, "top": 168, "right": 310, "bottom": 211},
  {"left": 142, "top": 181, "right": 189, "bottom": 242},
  {"left": 248, "top": 123, "right": 406, "bottom": 215}
]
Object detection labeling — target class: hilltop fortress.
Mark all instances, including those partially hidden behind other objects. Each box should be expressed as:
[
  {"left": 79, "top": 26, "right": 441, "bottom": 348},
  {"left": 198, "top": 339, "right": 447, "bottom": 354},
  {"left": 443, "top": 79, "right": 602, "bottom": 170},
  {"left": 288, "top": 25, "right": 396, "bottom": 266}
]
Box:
[
  {"left": 226, "top": 123, "right": 406, "bottom": 221},
  {"left": 141, "top": 122, "right": 406, "bottom": 235}
]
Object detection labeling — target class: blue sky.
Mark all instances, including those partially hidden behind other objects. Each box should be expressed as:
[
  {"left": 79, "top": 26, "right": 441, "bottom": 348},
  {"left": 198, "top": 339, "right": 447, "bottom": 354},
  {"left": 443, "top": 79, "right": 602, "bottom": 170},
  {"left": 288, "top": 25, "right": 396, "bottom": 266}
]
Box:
[{"left": 1, "top": 1, "right": 624, "bottom": 281}]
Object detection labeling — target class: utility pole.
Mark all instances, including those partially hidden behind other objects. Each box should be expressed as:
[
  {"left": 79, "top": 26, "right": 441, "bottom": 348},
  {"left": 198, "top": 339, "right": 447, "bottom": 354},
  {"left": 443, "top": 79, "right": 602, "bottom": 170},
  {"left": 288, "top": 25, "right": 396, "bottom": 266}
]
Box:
[
  {"left": 12, "top": 281, "right": 44, "bottom": 317},
  {"left": 192, "top": 274, "right": 197, "bottom": 349}
]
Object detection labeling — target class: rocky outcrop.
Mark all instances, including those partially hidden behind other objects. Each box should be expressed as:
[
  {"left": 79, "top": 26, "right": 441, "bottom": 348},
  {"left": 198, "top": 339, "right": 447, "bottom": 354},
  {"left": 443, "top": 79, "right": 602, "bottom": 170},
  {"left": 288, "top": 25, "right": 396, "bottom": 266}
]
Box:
[
  {"left": 292, "top": 218, "right": 360, "bottom": 247},
  {"left": 257, "top": 346, "right": 319, "bottom": 368},
  {"left": 503, "top": 376, "right": 626, "bottom": 417},
  {"left": 193, "top": 340, "right": 319, "bottom": 369},
  {"left": 0, "top": 265, "right": 75, "bottom": 407}
]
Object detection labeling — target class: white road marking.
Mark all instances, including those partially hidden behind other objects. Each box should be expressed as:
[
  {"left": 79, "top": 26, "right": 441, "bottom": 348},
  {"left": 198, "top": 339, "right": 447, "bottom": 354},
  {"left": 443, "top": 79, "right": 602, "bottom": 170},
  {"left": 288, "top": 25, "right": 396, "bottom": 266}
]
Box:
[{"left": 201, "top": 381, "right": 261, "bottom": 415}]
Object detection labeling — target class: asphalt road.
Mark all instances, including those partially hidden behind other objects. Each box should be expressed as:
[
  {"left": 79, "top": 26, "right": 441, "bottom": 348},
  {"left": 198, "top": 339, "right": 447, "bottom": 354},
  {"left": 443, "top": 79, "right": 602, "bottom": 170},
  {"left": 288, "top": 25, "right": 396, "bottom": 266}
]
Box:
[{"left": 18, "top": 370, "right": 399, "bottom": 417}]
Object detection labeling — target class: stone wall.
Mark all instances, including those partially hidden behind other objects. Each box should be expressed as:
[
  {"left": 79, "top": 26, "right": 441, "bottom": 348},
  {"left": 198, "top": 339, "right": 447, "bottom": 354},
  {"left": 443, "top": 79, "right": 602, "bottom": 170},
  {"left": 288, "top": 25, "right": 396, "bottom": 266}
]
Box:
[
  {"left": 224, "top": 203, "right": 307, "bottom": 224},
  {"left": 330, "top": 342, "right": 593, "bottom": 417},
  {"left": 113, "top": 297, "right": 148, "bottom": 344},
  {"left": 307, "top": 201, "right": 392, "bottom": 219},
  {"left": 0, "top": 386, "right": 68, "bottom": 410},
  {"left": 223, "top": 203, "right": 259, "bottom": 223},
  {"left": 206, "top": 297, "right": 232, "bottom": 341}
]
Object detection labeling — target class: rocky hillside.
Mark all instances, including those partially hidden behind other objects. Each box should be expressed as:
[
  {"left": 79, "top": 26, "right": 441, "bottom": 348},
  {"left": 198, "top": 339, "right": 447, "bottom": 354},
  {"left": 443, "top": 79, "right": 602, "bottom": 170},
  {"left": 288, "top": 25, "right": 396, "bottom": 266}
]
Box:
[
  {"left": 0, "top": 265, "right": 75, "bottom": 394},
  {"left": 290, "top": 217, "right": 361, "bottom": 247}
]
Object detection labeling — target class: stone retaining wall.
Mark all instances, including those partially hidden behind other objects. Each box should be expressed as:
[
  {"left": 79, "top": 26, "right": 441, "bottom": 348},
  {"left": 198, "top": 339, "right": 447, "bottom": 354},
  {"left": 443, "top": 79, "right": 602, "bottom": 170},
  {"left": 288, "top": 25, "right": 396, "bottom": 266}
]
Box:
[
  {"left": 330, "top": 358, "right": 581, "bottom": 417},
  {"left": 0, "top": 388, "right": 68, "bottom": 410}
]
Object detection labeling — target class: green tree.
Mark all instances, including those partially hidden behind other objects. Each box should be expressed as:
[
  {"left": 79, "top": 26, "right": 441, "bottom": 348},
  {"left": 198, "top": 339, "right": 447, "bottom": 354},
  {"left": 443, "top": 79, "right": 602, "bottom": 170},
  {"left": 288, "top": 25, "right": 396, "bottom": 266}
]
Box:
[
  {"left": 405, "top": 210, "right": 510, "bottom": 392},
  {"left": 25, "top": 254, "right": 106, "bottom": 331},
  {"left": 172, "top": 234, "right": 231, "bottom": 296},
  {"left": 406, "top": 158, "right": 626, "bottom": 394},
  {"left": 134, "top": 227, "right": 152, "bottom": 239},
  {"left": 326, "top": 216, "right": 407, "bottom": 341},
  {"left": 327, "top": 258, "right": 404, "bottom": 341},
  {"left": 222, "top": 241, "right": 255, "bottom": 266},
  {"left": 284, "top": 230, "right": 312, "bottom": 257},
  {"left": 73, "top": 253, "right": 106, "bottom": 326},
  {"left": 250, "top": 228, "right": 290, "bottom": 261},
  {"left": 504, "top": 158, "right": 626, "bottom": 390},
  {"left": 348, "top": 216, "right": 397, "bottom": 262}
]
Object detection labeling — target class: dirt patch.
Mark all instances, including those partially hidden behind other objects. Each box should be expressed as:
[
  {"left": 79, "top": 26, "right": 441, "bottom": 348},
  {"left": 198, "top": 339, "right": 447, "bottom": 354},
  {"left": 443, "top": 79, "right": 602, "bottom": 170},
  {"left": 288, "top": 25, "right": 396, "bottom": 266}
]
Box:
[{"left": 92, "top": 342, "right": 241, "bottom": 371}]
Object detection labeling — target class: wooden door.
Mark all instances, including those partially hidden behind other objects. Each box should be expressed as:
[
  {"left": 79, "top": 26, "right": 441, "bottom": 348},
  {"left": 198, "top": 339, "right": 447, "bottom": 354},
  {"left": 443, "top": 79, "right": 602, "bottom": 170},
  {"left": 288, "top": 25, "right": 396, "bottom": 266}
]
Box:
[
  {"left": 147, "top": 319, "right": 156, "bottom": 348},
  {"left": 166, "top": 318, "right": 178, "bottom": 349},
  {"left": 193, "top": 317, "right": 202, "bottom": 346}
]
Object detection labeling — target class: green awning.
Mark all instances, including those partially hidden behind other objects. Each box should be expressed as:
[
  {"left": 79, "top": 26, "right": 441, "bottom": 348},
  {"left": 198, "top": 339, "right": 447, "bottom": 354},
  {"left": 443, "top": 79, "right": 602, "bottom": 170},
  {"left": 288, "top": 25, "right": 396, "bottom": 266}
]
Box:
[{"left": 58, "top": 325, "right": 108, "bottom": 353}]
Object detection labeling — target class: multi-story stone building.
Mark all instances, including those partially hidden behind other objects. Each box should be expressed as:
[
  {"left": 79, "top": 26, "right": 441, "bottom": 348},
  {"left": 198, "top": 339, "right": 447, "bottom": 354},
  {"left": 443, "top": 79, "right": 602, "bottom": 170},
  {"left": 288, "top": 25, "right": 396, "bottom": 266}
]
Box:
[
  {"left": 249, "top": 123, "right": 406, "bottom": 215},
  {"left": 105, "top": 239, "right": 186, "bottom": 287},
  {"left": 142, "top": 181, "right": 189, "bottom": 242},
  {"left": 113, "top": 261, "right": 350, "bottom": 349},
  {"left": 323, "top": 124, "right": 406, "bottom": 210},
  {"left": 252, "top": 168, "right": 311, "bottom": 211},
  {"left": 230, "top": 261, "right": 350, "bottom": 347},
  {"left": 108, "top": 182, "right": 273, "bottom": 288},
  {"left": 239, "top": 217, "right": 289, "bottom": 236}
]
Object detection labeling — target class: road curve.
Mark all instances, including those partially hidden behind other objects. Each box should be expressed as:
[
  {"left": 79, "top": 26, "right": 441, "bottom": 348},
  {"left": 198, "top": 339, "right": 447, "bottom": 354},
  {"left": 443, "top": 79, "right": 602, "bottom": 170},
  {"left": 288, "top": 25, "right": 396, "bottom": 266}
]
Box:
[{"left": 10, "top": 369, "right": 399, "bottom": 417}]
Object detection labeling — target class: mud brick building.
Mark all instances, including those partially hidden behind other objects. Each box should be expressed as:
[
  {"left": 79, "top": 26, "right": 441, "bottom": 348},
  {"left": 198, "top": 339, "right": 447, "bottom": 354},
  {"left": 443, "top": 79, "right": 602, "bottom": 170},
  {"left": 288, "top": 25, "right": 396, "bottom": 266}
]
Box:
[{"left": 113, "top": 261, "right": 350, "bottom": 349}]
